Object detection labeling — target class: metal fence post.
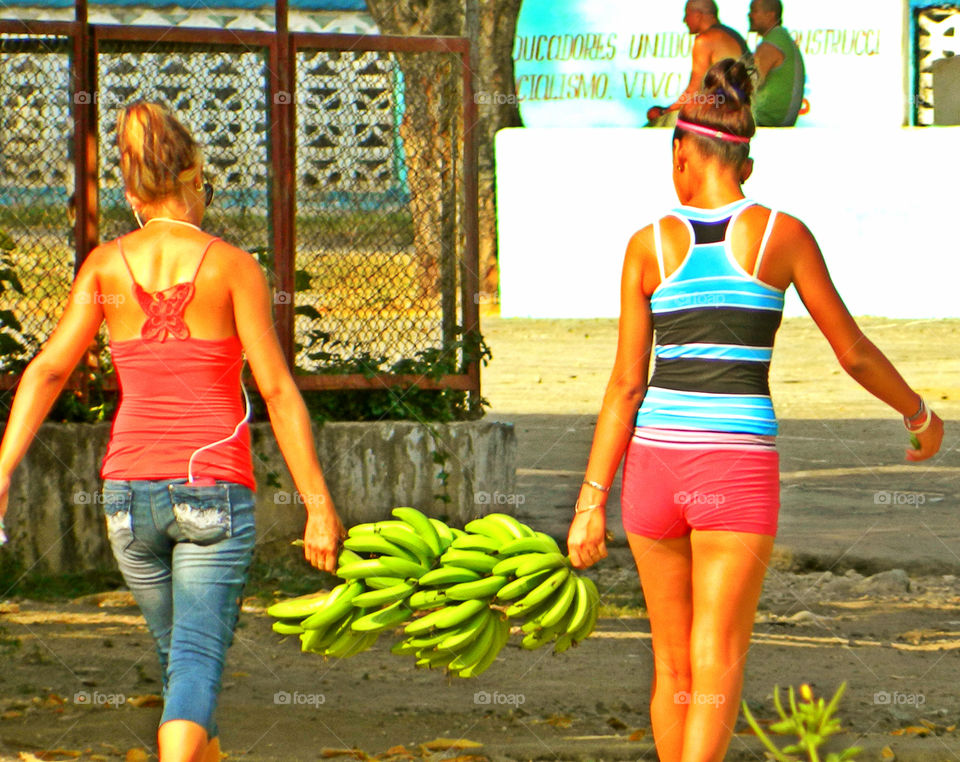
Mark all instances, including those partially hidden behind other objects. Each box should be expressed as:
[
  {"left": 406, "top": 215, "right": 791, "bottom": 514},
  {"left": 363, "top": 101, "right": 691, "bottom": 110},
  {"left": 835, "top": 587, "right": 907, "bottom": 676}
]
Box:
[
  {"left": 73, "top": 0, "right": 98, "bottom": 272},
  {"left": 272, "top": 0, "right": 296, "bottom": 369}
]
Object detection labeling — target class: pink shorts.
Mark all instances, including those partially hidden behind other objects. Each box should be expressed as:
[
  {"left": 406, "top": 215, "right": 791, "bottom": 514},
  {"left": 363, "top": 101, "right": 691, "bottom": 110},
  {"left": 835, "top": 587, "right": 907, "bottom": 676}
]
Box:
[{"left": 621, "top": 428, "right": 780, "bottom": 539}]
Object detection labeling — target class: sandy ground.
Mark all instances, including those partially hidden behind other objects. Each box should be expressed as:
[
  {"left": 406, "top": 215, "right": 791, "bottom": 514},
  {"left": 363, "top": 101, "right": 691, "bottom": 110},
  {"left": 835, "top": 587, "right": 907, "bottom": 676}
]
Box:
[{"left": 1, "top": 316, "right": 960, "bottom": 761}]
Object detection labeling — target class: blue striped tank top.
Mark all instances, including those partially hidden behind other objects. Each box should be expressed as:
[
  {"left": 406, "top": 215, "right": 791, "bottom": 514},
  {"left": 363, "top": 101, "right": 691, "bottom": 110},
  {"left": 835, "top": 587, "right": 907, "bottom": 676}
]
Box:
[{"left": 635, "top": 199, "right": 785, "bottom": 436}]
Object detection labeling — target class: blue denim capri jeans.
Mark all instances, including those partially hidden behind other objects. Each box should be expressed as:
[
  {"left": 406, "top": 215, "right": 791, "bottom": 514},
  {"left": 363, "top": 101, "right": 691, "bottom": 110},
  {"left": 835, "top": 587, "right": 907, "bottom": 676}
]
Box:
[{"left": 101, "top": 478, "right": 256, "bottom": 738}]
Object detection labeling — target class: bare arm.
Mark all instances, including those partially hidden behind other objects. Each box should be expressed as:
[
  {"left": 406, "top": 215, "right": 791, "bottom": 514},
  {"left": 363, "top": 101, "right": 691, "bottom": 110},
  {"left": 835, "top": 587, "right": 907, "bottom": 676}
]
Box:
[
  {"left": 230, "top": 249, "right": 344, "bottom": 571},
  {"left": 567, "top": 229, "right": 654, "bottom": 568},
  {"left": 754, "top": 41, "right": 785, "bottom": 84},
  {"left": 784, "top": 215, "right": 943, "bottom": 461},
  {"left": 668, "top": 34, "right": 714, "bottom": 112},
  {"left": 0, "top": 254, "right": 105, "bottom": 518}
]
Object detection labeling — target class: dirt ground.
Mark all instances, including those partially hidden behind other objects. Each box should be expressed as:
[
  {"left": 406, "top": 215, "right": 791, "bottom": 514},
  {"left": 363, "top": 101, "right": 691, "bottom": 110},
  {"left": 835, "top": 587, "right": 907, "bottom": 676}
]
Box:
[{"left": 2, "top": 316, "right": 960, "bottom": 761}]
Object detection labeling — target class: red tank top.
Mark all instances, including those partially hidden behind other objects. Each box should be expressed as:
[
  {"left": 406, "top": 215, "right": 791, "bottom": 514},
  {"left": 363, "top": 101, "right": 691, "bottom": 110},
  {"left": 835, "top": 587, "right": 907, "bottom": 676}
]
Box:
[{"left": 100, "top": 235, "right": 255, "bottom": 489}]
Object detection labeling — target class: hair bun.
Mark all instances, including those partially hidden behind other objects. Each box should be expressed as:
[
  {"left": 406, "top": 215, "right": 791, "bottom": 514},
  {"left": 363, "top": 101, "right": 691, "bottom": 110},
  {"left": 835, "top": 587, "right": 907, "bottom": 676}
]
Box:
[{"left": 702, "top": 57, "right": 755, "bottom": 110}]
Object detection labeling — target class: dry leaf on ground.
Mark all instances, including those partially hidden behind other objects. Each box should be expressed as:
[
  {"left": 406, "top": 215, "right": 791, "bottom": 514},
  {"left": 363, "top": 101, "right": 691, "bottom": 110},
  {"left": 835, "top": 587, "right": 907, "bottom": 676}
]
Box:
[
  {"left": 542, "top": 714, "right": 573, "bottom": 728},
  {"left": 320, "top": 749, "right": 368, "bottom": 759},
  {"left": 420, "top": 738, "right": 483, "bottom": 751},
  {"left": 126, "top": 694, "right": 162, "bottom": 708}
]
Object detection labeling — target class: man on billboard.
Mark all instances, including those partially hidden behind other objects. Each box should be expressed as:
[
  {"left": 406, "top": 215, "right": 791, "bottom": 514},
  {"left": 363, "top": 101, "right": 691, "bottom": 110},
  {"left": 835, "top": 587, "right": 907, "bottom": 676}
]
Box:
[
  {"left": 749, "top": 0, "right": 806, "bottom": 126},
  {"left": 647, "top": 0, "right": 747, "bottom": 126}
]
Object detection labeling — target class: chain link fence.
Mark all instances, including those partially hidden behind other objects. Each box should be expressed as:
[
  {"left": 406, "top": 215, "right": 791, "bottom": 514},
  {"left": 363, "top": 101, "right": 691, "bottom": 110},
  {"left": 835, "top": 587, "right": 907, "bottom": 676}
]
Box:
[
  {"left": 293, "top": 45, "right": 463, "bottom": 372},
  {"left": 96, "top": 41, "right": 272, "bottom": 256},
  {"left": 0, "top": 33, "right": 74, "bottom": 370},
  {"left": 0, "top": 23, "right": 478, "bottom": 396}
]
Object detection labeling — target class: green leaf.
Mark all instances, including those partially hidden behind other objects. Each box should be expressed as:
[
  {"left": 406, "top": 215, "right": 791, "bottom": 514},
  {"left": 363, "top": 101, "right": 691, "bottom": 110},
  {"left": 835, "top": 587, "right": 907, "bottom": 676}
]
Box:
[
  {"left": 294, "top": 304, "right": 323, "bottom": 320},
  {"left": 0, "top": 267, "right": 24, "bottom": 292},
  {"left": 293, "top": 268, "right": 313, "bottom": 291},
  {"left": 0, "top": 310, "right": 22, "bottom": 331}
]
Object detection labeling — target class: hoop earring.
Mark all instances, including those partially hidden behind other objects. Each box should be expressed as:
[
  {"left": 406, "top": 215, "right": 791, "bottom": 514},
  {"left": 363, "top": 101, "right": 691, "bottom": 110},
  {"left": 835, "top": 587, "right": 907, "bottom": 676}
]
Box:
[{"left": 133, "top": 208, "right": 144, "bottom": 228}]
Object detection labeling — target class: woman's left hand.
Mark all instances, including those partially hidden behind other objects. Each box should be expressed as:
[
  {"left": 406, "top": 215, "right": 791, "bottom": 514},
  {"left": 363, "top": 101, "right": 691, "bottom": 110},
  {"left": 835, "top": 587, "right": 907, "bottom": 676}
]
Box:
[
  {"left": 303, "top": 507, "right": 345, "bottom": 573},
  {"left": 567, "top": 506, "right": 608, "bottom": 569},
  {"left": 906, "top": 411, "right": 944, "bottom": 462}
]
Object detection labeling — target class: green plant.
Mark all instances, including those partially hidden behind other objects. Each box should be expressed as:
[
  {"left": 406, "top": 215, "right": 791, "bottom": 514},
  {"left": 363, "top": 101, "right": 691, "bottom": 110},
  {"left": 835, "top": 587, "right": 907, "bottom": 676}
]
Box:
[
  {"left": 47, "top": 341, "right": 117, "bottom": 423},
  {"left": 0, "top": 229, "right": 38, "bottom": 372},
  {"left": 292, "top": 325, "right": 491, "bottom": 425},
  {"left": 289, "top": 326, "right": 491, "bottom": 504},
  {"left": 742, "top": 683, "right": 861, "bottom": 762}
]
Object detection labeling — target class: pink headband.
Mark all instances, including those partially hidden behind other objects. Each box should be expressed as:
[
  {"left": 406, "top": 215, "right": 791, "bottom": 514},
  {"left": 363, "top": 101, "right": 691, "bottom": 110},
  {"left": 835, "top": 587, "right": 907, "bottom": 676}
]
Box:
[{"left": 676, "top": 119, "right": 750, "bottom": 145}]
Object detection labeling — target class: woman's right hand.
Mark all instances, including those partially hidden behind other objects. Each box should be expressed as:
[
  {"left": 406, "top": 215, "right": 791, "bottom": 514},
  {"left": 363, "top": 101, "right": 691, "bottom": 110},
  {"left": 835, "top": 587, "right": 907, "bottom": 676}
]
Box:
[
  {"left": 906, "top": 411, "right": 944, "bottom": 462},
  {"left": 567, "top": 506, "right": 608, "bottom": 570},
  {"left": 303, "top": 504, "right": 345, "bottom": 573}
]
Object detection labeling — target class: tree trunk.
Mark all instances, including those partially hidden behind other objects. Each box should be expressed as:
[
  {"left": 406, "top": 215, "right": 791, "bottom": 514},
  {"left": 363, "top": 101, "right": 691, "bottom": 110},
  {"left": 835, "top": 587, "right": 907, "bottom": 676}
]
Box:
[
  {"left": 366, "top": 0, "right": 522, "bottom": 304},
  {"left": 366, "top": 0, "right": 464, "bottom": 309}
]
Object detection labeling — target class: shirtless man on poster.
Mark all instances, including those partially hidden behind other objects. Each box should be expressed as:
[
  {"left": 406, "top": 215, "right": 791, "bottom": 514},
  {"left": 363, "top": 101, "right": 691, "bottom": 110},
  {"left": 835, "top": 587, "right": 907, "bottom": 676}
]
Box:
[{"left": 647, "top": 0, "right": 747, "bottom": 126}]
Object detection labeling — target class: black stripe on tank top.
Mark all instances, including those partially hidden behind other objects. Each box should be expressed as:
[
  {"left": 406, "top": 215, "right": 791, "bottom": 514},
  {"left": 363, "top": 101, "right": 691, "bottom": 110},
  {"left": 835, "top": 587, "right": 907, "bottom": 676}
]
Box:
[
  {"left": 649, "top": 358, "right": 772, "bottom": 396},
  {"left": 690, "top": 218, "right": 731, "bottom": 244},
  {"left": 653, "top": 307, "right": 783, "bottom": 348}
]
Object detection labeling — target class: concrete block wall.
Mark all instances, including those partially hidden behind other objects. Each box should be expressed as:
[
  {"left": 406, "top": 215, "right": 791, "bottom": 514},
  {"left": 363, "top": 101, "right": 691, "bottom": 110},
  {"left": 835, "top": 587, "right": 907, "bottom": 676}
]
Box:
[{"left": 2, "top": 420, "right": 517, "bottom": 575}]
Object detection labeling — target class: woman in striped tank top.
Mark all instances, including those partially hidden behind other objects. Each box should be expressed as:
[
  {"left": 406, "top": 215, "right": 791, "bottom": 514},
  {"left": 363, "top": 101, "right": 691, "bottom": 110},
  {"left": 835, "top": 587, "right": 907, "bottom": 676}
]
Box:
[{"left": 566, "top": 59, "right": 943, "bottom": 761}]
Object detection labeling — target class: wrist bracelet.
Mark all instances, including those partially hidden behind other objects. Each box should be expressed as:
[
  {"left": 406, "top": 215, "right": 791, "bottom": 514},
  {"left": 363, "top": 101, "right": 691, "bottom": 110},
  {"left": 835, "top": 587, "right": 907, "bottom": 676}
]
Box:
[
  {"left": 575, "top": 499, "right": 605, "bottom": 514},
  {"left": 906, "top": 408, "right": 934, "bottom": 435},
  {"left": 905, "top": 397, "right": 926, "bottom": 423},
  {"left": 904, "top": 398, "right": 932, "bottom": 433},
  {"left": 582, "top": 479, "right": 610, "bottom": 493}
]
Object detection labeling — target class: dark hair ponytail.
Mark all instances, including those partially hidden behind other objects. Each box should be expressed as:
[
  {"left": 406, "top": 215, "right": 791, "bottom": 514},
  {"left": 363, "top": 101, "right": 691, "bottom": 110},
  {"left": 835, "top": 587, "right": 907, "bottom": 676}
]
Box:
[{"left": 674, "top": 58, "right": 756, "bottom": 167}]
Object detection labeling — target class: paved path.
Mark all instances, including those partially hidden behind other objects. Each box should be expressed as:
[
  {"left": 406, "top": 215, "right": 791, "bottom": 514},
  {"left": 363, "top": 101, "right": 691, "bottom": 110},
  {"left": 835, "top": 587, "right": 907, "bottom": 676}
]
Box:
[{"left": 481, "top": 316, "right": 960, "bottom": 574}]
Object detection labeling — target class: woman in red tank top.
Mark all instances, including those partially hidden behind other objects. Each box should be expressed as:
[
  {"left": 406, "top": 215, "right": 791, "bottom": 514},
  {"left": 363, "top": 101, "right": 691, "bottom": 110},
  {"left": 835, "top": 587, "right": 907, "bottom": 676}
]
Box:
[{"left": 0, "top": 102, "right": 345, "bottom": 762}]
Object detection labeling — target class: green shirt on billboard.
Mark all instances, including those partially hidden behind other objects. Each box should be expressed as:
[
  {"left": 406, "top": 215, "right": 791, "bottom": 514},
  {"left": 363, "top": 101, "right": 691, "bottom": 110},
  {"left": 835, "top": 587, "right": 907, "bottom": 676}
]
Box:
[{"left": 754, "top": 26, "right": 805, "bottom": 127}]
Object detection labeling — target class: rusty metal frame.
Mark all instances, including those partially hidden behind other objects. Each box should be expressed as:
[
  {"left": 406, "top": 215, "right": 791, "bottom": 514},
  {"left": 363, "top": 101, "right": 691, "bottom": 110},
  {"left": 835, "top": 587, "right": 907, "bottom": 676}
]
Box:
[
  {"left": 290, "top": 33, "right": 480, "bottom": 394},
  {"left": 0, "top": 15, "right": 480, "bottom": 398}
]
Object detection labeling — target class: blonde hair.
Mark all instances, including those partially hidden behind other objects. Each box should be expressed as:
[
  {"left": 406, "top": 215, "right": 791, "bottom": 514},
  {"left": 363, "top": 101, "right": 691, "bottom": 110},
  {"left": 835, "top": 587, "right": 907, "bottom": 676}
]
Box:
[{"left": 117, "top": 101, "right": 202, "bottom": 206}]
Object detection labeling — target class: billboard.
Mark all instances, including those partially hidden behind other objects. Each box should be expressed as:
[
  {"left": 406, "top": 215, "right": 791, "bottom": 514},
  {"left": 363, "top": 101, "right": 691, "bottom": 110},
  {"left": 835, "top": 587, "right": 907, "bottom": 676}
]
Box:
[{"left": 512, "top": 0, "right": 905, "bottom": 127}]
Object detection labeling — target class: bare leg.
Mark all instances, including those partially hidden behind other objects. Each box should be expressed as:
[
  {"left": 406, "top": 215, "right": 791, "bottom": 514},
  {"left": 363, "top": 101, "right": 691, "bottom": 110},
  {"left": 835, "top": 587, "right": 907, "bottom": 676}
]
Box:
[
  {"left": 158, "top": 719, "right": 207, "bottom": 762},
  {"left": 627, "top": 532, "right": 694, "bottom": 762},
  {"left": 681, "top": 530, "right": 774, "bottom": 762}
]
